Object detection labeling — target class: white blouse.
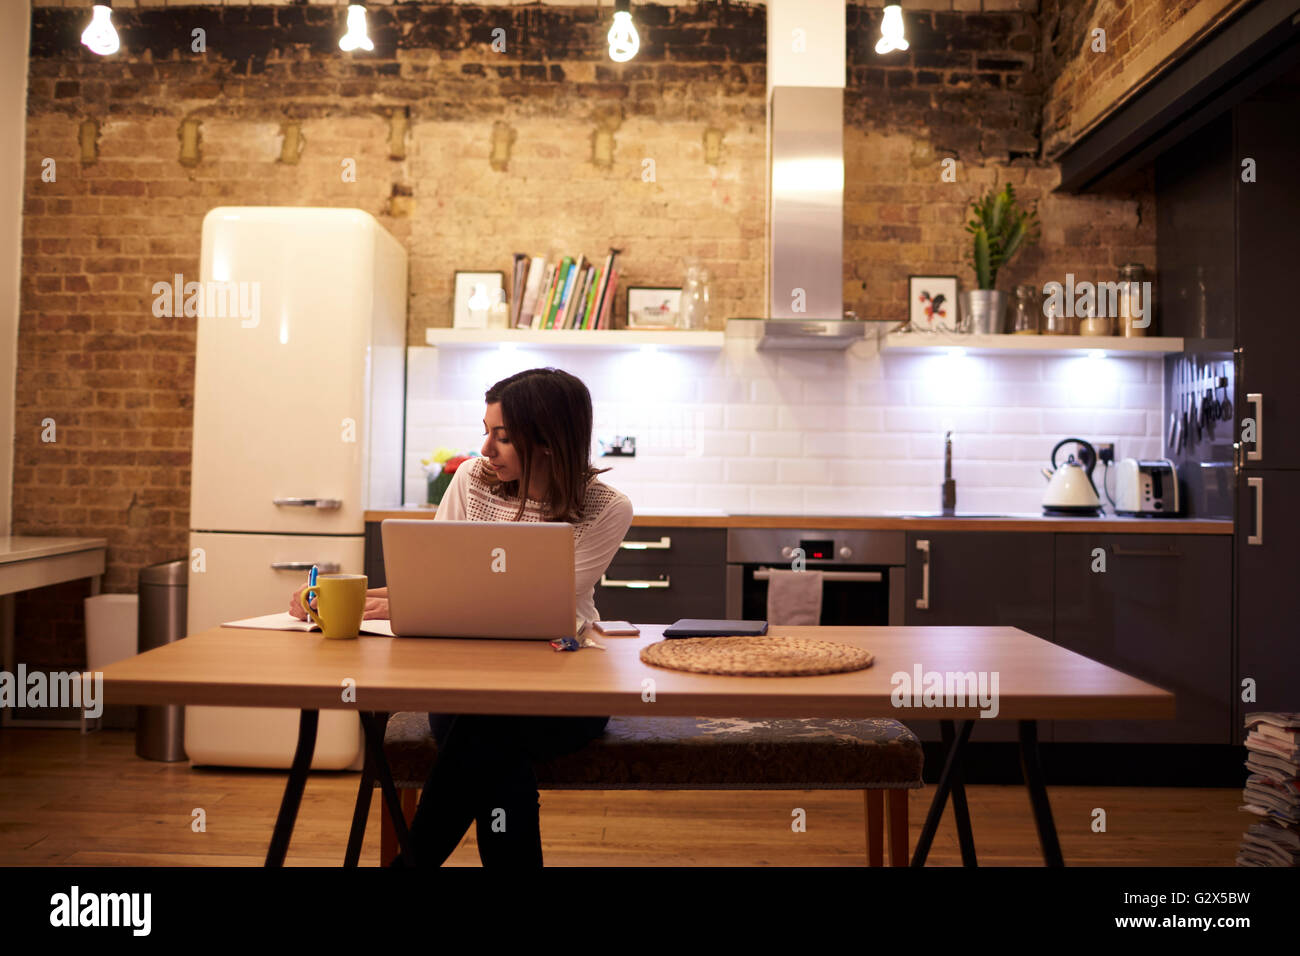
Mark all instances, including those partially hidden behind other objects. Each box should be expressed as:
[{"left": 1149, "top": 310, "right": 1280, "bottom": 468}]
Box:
[{"left": 433, "top": 456, "right": 634, "bottom": 626}]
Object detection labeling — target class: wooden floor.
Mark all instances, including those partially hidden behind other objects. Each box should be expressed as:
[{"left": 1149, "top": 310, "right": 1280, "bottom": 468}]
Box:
[{"left": 0, "top": 728, "right": 1247, "bottom": 866}]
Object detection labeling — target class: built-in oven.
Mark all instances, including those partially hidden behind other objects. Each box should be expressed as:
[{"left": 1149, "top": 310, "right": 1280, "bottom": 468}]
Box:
[{"left": 725, "top": 528, "right": 906, "bottom": 625}]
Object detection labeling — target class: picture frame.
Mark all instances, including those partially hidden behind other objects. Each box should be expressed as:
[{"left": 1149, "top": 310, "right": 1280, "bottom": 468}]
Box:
[
  {"left": 626, "top": 286, "right": 682, "bottom": 329},
  {"left": 908, "top": 275, "right": 959, "bottom": 332},
  {"left": 453, "top": 271, "right": 505, "bottom": 329}
]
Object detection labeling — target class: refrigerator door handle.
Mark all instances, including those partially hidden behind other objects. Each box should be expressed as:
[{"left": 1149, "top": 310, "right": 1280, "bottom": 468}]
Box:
[
  {"left": 270, "top": 561, "right": 341, "bottom": 572},
  {"left": 272, "top": 497, "right": 343, "bottom": 509},
  {"left": 1247, "top": 478, "right": 1263, "bottom": 546}
]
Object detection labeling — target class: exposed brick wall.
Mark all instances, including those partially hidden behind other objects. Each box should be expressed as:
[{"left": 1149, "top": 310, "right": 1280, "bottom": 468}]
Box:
[
  {"left": 1038, "top": 0, "right": 1253, "bottom": 159},
  {"left": 16, "top": 1, "right": 1157, "bottom": 669}
]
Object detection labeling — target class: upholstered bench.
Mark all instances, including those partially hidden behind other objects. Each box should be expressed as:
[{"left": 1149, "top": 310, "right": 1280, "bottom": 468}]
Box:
[{"left": 377, "top": 713, "right": 924, "bottom": 866}]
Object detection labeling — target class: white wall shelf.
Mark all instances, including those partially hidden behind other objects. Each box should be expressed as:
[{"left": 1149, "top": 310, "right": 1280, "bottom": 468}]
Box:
[
  {"left": 425, "top": 328, "right": 725, "bottom": 350},
  {"left": 881, "top": 331, "right": 1184, "bottom": 357}
]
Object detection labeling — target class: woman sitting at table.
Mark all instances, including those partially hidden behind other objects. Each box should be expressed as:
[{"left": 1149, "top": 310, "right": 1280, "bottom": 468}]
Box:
[{"left": 289, "top": 366, "right": 634, "bottom": 867}]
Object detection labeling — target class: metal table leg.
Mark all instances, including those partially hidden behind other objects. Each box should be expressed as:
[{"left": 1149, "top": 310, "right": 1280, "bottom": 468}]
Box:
[
  {"left": 911, "top": 718, "right": 974, "bottom": 867},
  {"left": 343, "top": 714, "right": 377, "bottom": 867},
  {"left": 266, "top": 709, "right": 318, "bottom": 867},
  {"left": 941, "top": 719, "right": 978, "bottom": 867},
  {"left": 1019, "top": 719, "right": 1064, "bottom": 867},
  {"left": 343, "top": 711, "right": 419, "bottom": 867}
]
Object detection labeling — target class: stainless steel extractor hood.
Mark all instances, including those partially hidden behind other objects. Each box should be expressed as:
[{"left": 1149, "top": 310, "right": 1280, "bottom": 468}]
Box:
[{"left": 729, "top": 85, "right": 863, "bottom": 350}]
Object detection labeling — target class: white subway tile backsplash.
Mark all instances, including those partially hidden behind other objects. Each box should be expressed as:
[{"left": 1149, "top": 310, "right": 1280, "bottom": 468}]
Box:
[
  {"left": 402, "top": 345, "right": 1167, "bottom": 516},
  {"left": 780, "top": 404, "right": 879, "bottom": 432},
  {"left": 749, "top": 431, "right": 805, "bottom": 457},
  {"left": 749, "top": 485, "right": 805, "bottom": 513},
  {"left": 990, "top": 408, "right": 1044, "bottom": 434},
  {"left": 725, "top": 458, "right": 779, "bottom": 483},
  {"left": 697, "top": 428, "right": 751, "bottom": 457},
  {"left": 724, "top": 403, "right": 780, "bottom": 431},
  {"left": 777, "top": 458, "right": 834, "bottom": 485}
]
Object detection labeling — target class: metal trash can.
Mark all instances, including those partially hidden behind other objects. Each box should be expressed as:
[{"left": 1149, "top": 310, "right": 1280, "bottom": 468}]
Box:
[{"left": 135, "top": 559, "right": 188, "bottom": 761}]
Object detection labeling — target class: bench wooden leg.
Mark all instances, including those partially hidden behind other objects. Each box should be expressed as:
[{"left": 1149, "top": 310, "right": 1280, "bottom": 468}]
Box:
[
  {"left": 886, "top": 789, "right": 909, "bottom": 866},
  {"left": 381, "top": 789, "right": 419, "bottom": 867},
  {"left": 864, "top": 790, "right": 884, "bottom": 866}
]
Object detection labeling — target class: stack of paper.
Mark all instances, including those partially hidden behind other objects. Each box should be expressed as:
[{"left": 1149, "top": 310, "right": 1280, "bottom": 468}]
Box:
[{"left": 1236, "top": 712, "right": 1300, "bottom": 866}]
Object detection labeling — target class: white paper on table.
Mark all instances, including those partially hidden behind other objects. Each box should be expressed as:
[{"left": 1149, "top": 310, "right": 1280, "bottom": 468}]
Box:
[{"left": 221, "top": 611, "right": 394, "bottom": 637}]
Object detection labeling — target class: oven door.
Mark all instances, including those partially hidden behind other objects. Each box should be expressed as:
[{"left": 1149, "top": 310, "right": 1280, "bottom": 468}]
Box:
[{"left": 727, "top": 562, "right": 904, "bottom": 625}]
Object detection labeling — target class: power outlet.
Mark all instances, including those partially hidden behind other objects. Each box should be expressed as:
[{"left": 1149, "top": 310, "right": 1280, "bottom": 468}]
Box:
[{"left": 1096, "top": 442, "right": 1115, "bottom": 465}]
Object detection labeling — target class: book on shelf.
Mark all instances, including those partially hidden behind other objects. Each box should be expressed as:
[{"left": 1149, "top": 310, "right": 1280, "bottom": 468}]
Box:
[
  {"left": 516, "top": 256, "right": 546, "bottom": 328},
  {"left": 509, "top": 253, "right": 528, "bottom": 327},
  {"left": 581, "top": 265, "right": 601, "bottom": 329},
  {"left": 562, "top": 255, "right": 587, "bottom": 328},
  {"left": 549, "top": 257, "right": 575, "bottom": 329},
  {"left": 531, "top": 261, "right": 557, "bottom": 329},
  {"left": 500, "top": 248, "right": 622, "bottom": 332},
  {"left": 597, "top": 267, "right": 618, "bottom": 329}
]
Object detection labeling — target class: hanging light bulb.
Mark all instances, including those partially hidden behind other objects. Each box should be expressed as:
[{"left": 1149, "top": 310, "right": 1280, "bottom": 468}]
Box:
[
  {"left": 339, "top": 4, "right": 375, "bottom": 53},
  {"left": 81, "top": 3, "right": 120, "bottom": 57},
  {"left": 608, "top": 0, "right": 640, "bottom": 63},
  {"left": 875, "top": 4, "right": 909, "bottom": 55}
]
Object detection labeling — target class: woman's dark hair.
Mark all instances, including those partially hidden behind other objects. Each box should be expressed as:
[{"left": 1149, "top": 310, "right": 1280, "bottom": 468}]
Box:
[{"left": 483, "top": 367, "right": 611, "bottom": 522}]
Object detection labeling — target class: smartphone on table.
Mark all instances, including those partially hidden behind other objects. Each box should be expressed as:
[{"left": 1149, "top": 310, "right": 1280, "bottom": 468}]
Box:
[{"left": 593, "top": 621, "right": 640, "bottom": 636}]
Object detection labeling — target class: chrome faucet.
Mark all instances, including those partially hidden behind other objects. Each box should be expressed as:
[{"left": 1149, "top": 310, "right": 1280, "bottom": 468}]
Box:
[{"left": 941, "top": 431, "right": 956, "bottom": 515}]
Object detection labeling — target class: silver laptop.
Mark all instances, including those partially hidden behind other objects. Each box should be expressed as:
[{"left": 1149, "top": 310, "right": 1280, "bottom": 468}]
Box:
[{"left": 381, "top": 519, "right": 576, "bottom": 639}]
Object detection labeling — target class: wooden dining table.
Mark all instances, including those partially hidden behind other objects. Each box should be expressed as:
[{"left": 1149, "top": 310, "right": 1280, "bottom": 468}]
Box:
[{"left": 97, "top": 623, "right": 1175, "bottom": 867}]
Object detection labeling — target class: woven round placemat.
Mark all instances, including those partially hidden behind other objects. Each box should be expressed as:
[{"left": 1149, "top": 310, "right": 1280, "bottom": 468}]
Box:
[{"left": 640, "top": 635, "right": 874, "bottom": 677}]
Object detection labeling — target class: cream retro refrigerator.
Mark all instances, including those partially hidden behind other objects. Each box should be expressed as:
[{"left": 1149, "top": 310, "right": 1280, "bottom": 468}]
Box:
[{"left": 184, "top": 207, "right": 406, "bottom": 768}]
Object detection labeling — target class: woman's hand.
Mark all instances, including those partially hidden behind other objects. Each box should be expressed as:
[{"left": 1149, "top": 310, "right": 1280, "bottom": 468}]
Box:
[
  {"left": 362, "top": 597, "right": 389, "bottom": 620},
  {"left": 288, "top": 585, "right": 313, "bottom": 620}
]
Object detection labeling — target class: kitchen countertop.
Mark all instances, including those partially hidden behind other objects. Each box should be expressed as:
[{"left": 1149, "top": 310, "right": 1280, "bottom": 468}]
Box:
[{"left": 364, "top": 507, "right": 1231, "bottom": 534}]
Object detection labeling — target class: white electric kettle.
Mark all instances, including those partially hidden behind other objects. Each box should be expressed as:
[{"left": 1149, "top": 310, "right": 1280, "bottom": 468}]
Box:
[{"left": 1041, "top": 438, "right": 1102, "bottom": 516}]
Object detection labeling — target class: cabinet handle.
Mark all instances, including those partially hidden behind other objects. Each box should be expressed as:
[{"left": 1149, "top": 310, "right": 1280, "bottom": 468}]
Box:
[
  {"left": 1109, "top": 545, "right": 1178, "bottom": 557},
  {"left": 753, "top": 568, "right": 882, "bottom": 582},
  {"left": 270, "top": 561, "right": 340, "bottom": 572},
  {"left": 599, "top": 574, "right": 670, "bottom": 589},
  {"left": 1248, "top": 477, "right": 1263, "bottom": 546},
  {"left": 273, "top": 497, "right": 343, "bottom": 510},
  {"left": 1246, "top": 393, "right": 1262, "bottom": 462},
  {"left": 619, "top": 536, "right": 671, "bottom": 550},
  {"left": 915, "top": 539, "right": 930, "bottom": 610}
]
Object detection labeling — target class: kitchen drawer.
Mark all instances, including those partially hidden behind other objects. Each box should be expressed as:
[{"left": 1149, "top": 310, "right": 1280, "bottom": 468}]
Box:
[
  {"left": 1051, "top": 534, "right": 1231, "bottom": 744},
  {"left": 608, "top": 527, "right": 726, "bottom": 570},
  {"left": 595, "top": 564, "right": 726, "bottom": 625}
]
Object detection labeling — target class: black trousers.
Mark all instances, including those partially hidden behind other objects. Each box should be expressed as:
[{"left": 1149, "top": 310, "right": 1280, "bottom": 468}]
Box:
[{"left": 393, "top": 712, "right": 610, "bottom": 867}]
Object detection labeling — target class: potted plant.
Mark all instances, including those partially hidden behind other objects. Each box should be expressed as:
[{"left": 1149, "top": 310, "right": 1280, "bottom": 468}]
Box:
[
  {"left": 961, "top": 183, "right": 1040, "bottom": 334},
  {"left": 421, "top": 447, "right": 478, "bottom": 505}
]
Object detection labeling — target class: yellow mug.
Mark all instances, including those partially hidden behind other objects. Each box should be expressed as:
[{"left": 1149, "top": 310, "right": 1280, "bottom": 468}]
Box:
[{"left": 297, "top": 573, "right": 368, "bottom": 639}]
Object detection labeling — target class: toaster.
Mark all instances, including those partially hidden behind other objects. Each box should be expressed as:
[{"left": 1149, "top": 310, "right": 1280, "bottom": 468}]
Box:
[{"left": 1114, "top": 458, "right": 1180, "bottom": 516}]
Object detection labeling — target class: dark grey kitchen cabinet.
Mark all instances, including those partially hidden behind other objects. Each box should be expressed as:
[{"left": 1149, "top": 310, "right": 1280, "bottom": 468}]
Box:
[
  {"left": 1236, "top": 470, "right": 1300, "bottom": 721},
  {"left": 904, "top": 532, "right": 1054, "bottom": 637},
  {"left": 904, "top": 532, "right": 1055, "bottom": 742},
  {"left": 1236, "top": 92, "right": 1300, "bottom": 469},
  {"left": 1052, "top": 534, "right": 1232, "bottom": 744},
  {"left": 593, "top": 526, "right": 727, "bottom": 624}
]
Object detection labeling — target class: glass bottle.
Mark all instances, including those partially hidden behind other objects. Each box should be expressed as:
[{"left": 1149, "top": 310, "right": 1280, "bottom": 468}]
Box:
[
  {"left": 679, "top": 260, "right": 711, "bottom": 330},
  {"left": 1119, "top": 262, "right": 1151, "bottom": 337},
  {"left": 1078, "top": 291, "right": 1111, "bottom": 336},
  {"left": 1011, "top": 284, "right": 1039, "bottom": 334}
]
